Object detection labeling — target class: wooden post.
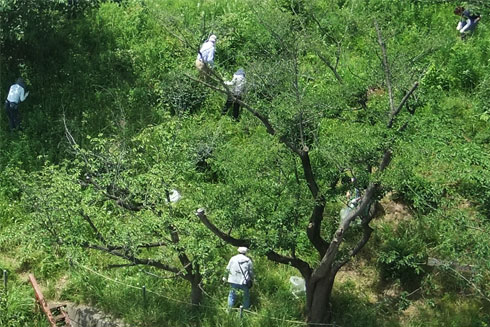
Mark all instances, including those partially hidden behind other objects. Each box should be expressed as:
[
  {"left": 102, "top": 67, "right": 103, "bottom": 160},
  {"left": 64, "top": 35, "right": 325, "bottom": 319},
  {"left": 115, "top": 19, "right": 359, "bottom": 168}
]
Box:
[
  {"left": 2, "top": 270, "right": 7, "bottom": 290},
  {"left": 29, "top": 274, "right": 57, "bottom": 327},
  {"left": 142, "top": 285, "right": 147, "bottom": 310},
  {"left": 239, "top": 305, "right": 243, "bottom": 319}
]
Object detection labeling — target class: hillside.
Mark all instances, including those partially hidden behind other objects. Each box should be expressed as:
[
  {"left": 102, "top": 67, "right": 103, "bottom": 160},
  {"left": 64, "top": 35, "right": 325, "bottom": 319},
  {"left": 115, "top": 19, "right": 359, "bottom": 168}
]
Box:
[{"left": 0, "top": 0, "right": 489, "bottom": 326}]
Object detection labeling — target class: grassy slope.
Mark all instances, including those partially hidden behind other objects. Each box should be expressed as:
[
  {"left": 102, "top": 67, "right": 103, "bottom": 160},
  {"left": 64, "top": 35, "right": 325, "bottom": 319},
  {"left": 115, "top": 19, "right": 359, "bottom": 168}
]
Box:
[{"left": 0, "top": 0, "right": 489, "bottom": 326}]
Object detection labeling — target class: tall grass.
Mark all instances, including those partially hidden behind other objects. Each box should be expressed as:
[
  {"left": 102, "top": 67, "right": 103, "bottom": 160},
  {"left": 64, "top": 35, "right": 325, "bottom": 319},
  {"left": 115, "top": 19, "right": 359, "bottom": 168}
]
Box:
[{"left": 0, "top": 260, "right": 49, "bottom": 327}]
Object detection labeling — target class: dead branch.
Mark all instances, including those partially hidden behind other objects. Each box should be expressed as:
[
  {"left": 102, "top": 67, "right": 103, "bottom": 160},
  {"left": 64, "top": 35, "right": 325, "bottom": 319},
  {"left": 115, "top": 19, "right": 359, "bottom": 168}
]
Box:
[{"left": 374, "top": 19, "right": 394, "bottom": 113}]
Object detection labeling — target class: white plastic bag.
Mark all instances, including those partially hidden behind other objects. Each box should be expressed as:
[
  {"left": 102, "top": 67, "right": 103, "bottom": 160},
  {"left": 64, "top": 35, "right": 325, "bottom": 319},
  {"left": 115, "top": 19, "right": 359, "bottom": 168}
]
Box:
[
  {"left": 289, "top": 276, "right": 306, "bottom": 298},
  {"left": 168, "top": 189, "right": 181, "bottom": 203}
]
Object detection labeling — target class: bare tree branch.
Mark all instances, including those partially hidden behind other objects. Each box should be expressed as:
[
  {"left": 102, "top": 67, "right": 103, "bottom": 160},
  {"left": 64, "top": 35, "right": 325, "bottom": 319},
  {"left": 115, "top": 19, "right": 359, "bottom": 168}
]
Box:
[
  {"left": 309, "top": 11, "right": 343, "bottom": 83},
  {"left": 157, "top": 14, "right": 196, "bottom": 50},
  {"left": 310, "top": 12, "right": 337, "bottom": 44},
  {"left": 80, "top": 211, "right": 106, "bottom": 244},
  {"left": 87, "top": 244, "right": 180, "bottom": 274},
  {"left": 63, "top": 113, "right": 78, "bottom": 149},
  {"left": 195, "top": 208, "right": 250, "bottom": 247},
  {"left": 299, "top": 150, "right": 320, "bottom": 197},
  {"left": 195, "top": 208, "right": 313, "bottom": 279},
  {"left": 81, "top": 211, "right": 170, "bottom": 252},
  {"left": 266, "top": 250, "right": 313, "bottom": 283},
  {"left": 106, "top": 241, "right": 169, "bottom": 251},
  {"left": 387, "top": 82, "right": 419, "bottom": 128},
  {"left": 84, "top": 175, "right": 144, "bottom": 212},
  {"left": 374, "top": 19, "right": 394, "bottom": 113},
  {"left": 107, "top": 263, "right": 138, "bottom": 269},
  {"left": 63, "top": 113, "right": 90, "bottom": 165},
  {"left": 333, "top": 220, "right": 374, "bottom": 274},
  {"left": 142, "top": 263, "right": 192, "bottom": 280},
  {"left": 316, "top": 51, "right": 343, "bottom": 84},
  {"left": 251, "top": 4, "right": 291, "bottom": 56}
]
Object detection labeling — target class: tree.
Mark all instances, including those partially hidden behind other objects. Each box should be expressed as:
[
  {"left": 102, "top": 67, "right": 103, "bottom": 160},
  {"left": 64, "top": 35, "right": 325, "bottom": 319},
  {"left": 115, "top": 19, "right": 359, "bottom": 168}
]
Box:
[
  {"left": 22, "top": 117, "right": 222, "bottom": 305},
  {"left": 182, "top": 3, "right": 427, "bottom": 324},
  {"left": 10, "top": 0, "right": 489, "bottom": 325}
]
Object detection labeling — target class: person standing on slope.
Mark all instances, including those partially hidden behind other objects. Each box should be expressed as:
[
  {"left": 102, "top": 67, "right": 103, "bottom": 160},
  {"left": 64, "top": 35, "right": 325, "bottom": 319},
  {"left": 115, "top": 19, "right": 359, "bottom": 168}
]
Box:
[
  {"left": 224, "top": 247, "right": 254, "bottom": 310},
  {"left": 196, "top": 34, "right": 217, "bottom": 77},
  {"left": 222, "top": 68, "right": 246, "bottom": 120},
  {"left": 5, "top": 77, "right": 29, "bottom": 131}
]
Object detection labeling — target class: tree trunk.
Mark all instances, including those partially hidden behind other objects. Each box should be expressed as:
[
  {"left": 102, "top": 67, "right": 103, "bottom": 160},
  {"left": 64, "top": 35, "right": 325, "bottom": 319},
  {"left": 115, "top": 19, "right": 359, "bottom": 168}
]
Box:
[
  {"left": 190, "top": 274, "right": 203, "bottom": 305},
  {"left": 306, "top": 274, "right": 335, "bottom": 325}
]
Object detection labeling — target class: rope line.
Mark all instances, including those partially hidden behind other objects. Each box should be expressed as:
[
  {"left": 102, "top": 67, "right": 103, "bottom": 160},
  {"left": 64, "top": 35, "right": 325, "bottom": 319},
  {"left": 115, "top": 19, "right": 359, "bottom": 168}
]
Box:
[{"left": 72, "top": 261, "right": 340, "bottom": 326}]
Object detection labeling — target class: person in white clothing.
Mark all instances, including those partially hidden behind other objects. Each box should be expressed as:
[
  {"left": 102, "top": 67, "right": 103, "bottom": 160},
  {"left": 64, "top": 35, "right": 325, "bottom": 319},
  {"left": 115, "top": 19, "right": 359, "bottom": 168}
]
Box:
[
  {"left": 222, "top": 68, "right": 246, "bottom": 120},
  {"left": 195, "top": 34, "right": 217, "bottom": 76},
  {"left": 225, "top": 246, "right": 253, "bottom": 309},
  {"left": 455, "top": 6, "right": 481, "bottom": 40},
  {"left": 5, "top": 78, "right": 29, "bottom": 131}
]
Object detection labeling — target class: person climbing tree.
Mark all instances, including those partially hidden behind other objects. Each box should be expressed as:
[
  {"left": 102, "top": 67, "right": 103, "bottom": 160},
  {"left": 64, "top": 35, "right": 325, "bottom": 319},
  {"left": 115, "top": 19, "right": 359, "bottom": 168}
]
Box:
[
  {"left": 455, "top": 6, "right": 481, "bottom": 39},
  {"left": 340, "top": 177, "right": 362, "bottom": 222},
  {"left": 222, "top": 68, "right": 246, "bottom": 120},
  {"left": 195, "top": 34, "right": 217, "bottom": 77},
  {"left": 224, "top": 247, "right": 253, "bottom": 310},
  {"left": 4, "top": 77, "right": 29, "bottom": 131}
]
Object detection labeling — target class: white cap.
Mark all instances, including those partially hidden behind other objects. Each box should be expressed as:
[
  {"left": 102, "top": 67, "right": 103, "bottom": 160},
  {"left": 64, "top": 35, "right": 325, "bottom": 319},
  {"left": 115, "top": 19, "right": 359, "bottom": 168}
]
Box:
[
  {"left": 237, "top": 247, "right": 248, "bottom": 254},
  {"left": 209, "top": 34, "right": 217, "bottom": 42}
]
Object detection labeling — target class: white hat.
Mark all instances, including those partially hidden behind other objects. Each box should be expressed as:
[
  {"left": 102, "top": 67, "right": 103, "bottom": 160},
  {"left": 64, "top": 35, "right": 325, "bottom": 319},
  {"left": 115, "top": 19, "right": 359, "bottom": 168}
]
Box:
[
  {"left": 209, "top": 34, "right": 217, "bottom": 42},
  {"left": 237, "top": 247, "right": 248, "bottom": 254}
]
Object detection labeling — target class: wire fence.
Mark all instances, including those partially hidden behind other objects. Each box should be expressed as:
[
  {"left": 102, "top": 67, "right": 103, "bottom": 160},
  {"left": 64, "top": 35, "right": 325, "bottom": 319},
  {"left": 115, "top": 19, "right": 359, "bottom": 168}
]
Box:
[{"left": 72, "top": 260, "right": 341, "bottom": 327}]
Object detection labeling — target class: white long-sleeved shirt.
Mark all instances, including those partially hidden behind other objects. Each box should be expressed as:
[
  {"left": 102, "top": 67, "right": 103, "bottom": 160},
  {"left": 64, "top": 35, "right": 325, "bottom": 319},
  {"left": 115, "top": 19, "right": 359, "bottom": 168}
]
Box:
[
  {"left": 225, "top": 73, "right": 246, "bottom": 96},
  {"left": 226, "top": 254, "right": 253, "bottom": 285},
  {"left": 196, "top": 41, "right": 216, "bottom": 66},
  {"left": 7, "top": 84, "right": 29, "bottom": 103}
]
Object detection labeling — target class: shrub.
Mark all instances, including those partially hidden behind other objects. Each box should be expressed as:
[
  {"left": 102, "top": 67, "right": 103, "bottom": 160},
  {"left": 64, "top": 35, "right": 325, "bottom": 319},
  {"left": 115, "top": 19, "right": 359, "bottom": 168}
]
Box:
[{"left": 377, "top": 225, "right": 426, "bottom": 289}]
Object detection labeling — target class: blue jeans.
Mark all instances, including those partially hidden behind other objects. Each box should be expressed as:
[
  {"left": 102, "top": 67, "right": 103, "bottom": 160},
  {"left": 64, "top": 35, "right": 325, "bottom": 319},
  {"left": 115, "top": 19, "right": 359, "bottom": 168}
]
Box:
[{"left": 228, "top": 283, "right": 250, "bottom": 309}]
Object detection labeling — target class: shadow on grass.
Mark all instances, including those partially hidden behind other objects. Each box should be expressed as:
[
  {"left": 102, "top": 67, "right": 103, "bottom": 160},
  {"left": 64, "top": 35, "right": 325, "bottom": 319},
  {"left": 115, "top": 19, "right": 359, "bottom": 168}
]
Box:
[{"left": 331, "top": 281, "right": 396, "bottom": 327}]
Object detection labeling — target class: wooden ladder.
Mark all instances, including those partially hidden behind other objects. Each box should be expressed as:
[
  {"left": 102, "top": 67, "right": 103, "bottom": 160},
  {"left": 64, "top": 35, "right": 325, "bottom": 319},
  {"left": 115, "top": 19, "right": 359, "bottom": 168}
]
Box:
[{"left": 29, "top": 274, "right": 71, "bottom": 327}]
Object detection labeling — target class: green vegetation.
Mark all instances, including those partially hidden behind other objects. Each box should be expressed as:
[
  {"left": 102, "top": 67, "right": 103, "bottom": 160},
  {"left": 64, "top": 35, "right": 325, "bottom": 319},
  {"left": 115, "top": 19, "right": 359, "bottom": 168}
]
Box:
[
  {"left": 0, "top": 0, "right": 489, "bottom": 326},
  {"left": 0, "top": 258, "right": 48, "bottom": 327}
]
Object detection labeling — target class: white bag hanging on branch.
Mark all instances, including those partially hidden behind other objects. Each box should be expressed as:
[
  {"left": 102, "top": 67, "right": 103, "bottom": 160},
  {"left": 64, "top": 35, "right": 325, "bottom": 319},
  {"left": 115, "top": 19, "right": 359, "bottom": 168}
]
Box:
[{"left": 289, "top": 276, "right": 306, "bottom": 298}]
